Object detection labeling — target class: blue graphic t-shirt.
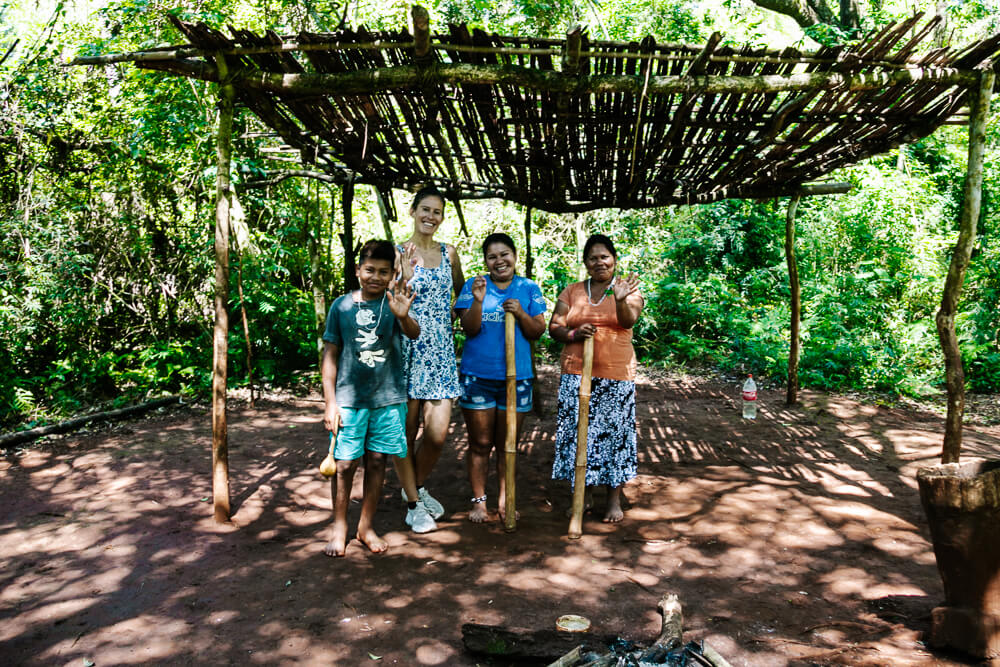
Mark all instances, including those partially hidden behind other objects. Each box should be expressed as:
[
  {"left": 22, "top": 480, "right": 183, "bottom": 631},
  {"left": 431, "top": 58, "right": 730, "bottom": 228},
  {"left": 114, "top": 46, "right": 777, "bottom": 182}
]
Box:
[{"left": 455, "top": 275, "right": 546, "bottom": 380}]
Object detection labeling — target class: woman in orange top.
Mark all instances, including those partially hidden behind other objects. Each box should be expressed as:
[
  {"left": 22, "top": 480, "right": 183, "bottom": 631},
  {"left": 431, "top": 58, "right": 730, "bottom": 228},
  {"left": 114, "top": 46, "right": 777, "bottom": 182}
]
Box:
[{"left": 548, "top": 234, "right": 644, "bottom": 522}]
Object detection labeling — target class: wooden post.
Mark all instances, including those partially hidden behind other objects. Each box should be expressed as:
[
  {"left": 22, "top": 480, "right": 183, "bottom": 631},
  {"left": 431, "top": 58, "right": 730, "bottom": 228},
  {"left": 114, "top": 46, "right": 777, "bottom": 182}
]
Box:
[
  {"left": 568, "top": 336, "right": 594, "bottom": 539},
  {"left": 235, "top": 250, "right": 256, "bottom": 408},
  {"left": 504, "top": 312, "right": 518, "bottom": 532},
  {"left": 211, "top": 53, "right": 235, "bottom": 523},
  {"left": 340, "top": 178, "right": 359, "bottom": 291},
  {"left": 525, "top": 206, "right": 543, "bottom": 417},
  {"left": 784, "top": 195, "right": 801, "bottom": 406},
  {"left": 374, "top": 185, "right": 395, "bottom": 242},
  {"left": 936, "top": 70, "right": 994, "bottom": 464},
  {"left": 523, "top": 207, "right": 534, "bottom": 279},
  {"left": 308, "top": 181, "right": 327, "bottom": 369}
]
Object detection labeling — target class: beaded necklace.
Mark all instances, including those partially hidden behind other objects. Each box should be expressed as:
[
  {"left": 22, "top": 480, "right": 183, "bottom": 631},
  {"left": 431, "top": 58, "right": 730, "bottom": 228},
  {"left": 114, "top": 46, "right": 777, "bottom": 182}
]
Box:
[
  {"left": 354, "top": 293, "right": 386, "bottom": 348},
  {"left": 586, "top": 277, "right": 615, "bottom": 307}
]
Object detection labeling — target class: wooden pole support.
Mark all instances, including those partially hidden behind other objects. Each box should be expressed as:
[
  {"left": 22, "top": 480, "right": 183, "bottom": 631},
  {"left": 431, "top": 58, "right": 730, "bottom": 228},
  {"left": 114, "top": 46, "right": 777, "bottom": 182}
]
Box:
[
  {"left": 937, "top": 69, "right": 994, "bottom": 464},
  {"left": 568, "top": 336, "right": 594, "bottom": 539},
  {"left": 504, "top": 311, "right": 518, "bottom": 532},
  {"left": 411, "top": 5, "right": 431, "bottom": 62},
  {"left": 785, "top": 194, "right": 801, "bottom": 406},
  {"left": 211, "top": 52, "right": 235, "bottom": 524}
]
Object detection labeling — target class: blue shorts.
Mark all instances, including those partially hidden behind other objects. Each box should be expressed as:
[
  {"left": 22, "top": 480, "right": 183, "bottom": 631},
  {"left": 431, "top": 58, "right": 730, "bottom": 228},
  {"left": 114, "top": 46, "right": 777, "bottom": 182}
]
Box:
[
  {"left": 459, "top": 374, "right": 533, "bottom": 412},
  {"left": 332, "top": 403, "right": 408, "bottom": 460}
]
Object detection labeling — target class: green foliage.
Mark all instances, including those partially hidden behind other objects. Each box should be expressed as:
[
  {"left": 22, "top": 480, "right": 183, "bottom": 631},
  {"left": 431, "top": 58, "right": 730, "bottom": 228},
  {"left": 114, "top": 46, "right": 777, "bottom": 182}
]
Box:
[
  {"left": 3, "top": 0, "right": 1000, "bottom": 433},
  {"left": 802, "top": 22, "right": 853, "bottom": 47}
]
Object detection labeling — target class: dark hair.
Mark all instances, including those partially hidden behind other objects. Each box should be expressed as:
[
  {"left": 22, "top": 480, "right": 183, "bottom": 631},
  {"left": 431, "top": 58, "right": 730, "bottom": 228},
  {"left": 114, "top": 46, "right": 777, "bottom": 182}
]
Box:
[
  {"left": 358, "top": 239, "right": 397, "bottom": 264},
  {"left": 583, "top": 233, "right": 617, "bottom": 261},
  {"left": 482, "top": 232, "right": 516, "bottom": 256},
  {"left": 411, "top": 185, "right": 446, "bottom": 211}
]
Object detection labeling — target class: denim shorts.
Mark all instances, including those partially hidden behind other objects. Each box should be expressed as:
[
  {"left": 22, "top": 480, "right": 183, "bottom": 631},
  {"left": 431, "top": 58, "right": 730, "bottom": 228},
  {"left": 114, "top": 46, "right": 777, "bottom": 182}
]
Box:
[
  {"left": 459, "top": 374, "right": 533, "bottom": 412},
  {"left": 332, "top": 403, "right": 408, "bottom": 460}
]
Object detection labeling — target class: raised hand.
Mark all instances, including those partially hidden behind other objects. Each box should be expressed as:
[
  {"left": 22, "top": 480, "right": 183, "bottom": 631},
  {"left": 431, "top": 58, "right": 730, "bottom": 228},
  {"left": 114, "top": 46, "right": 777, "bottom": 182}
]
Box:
[
  {"left": 614, "top": 272, "right": 641, "bottom": 302},
  {"left": 471, "top": 275, "right": 487, "bottom": 303},
  {"left": 387, "top": 278, "right": 416, "bottom": 318},
  {"left": 400, "top": 242, "right": 419, "bottom": 281}
]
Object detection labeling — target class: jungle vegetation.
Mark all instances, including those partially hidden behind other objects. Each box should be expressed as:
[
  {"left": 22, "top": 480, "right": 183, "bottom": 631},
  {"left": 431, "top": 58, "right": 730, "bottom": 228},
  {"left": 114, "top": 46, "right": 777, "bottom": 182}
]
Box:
[{"left": 2, "top": 0, "right": 999, "bottom": 430}]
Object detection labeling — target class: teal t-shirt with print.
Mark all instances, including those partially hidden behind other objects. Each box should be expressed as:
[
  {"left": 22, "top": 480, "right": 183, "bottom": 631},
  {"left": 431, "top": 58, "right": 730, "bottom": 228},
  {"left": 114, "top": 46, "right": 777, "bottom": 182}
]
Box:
[{"left": 323, "top": 293, "right": 407, "bottom": 409}]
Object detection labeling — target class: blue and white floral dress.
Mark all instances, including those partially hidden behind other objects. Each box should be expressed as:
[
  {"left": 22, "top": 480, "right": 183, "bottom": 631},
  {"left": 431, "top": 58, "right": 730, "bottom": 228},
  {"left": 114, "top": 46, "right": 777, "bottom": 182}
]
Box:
[{"left": 402, "top": 243, "right": 461, "bottom": 399}]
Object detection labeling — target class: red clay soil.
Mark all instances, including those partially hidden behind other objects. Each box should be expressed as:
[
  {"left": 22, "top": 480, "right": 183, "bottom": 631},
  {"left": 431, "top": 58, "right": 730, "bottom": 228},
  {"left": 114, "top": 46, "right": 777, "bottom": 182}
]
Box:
[{"left": 2, "top": 365, "right": 999, "bottom": 666}]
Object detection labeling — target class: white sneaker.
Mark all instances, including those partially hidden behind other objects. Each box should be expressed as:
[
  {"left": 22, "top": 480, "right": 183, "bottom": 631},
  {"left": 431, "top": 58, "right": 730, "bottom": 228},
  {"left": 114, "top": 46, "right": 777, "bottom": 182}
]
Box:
[
  {"left": 405, "top": 502, "right": 437, "bottom": 534},
  {"left": 419, "top": 487, "right": 445, "bottom": 520}
]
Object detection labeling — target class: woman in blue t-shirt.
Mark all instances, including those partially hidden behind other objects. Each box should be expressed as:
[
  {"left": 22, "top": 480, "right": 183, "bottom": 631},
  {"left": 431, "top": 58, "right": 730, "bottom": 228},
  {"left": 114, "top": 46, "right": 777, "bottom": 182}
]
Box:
[{"left": 454, "top": 233, "right": 547, "bottom": 523}]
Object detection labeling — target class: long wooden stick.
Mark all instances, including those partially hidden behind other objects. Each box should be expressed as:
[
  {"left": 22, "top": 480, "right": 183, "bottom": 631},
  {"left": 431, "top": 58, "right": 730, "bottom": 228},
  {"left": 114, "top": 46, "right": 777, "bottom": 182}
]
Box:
[
  {"left": 73, "top": 53, "right": 979, "bottom": 96},
  {"left": 0, "top": 396, "right": 180, "bottom": 448},
  {"left": 504, "top": 312, "right": 518, "bottom": 532},
  {"left": 568, "top": 336, "right": 595, "bottom": 539}
]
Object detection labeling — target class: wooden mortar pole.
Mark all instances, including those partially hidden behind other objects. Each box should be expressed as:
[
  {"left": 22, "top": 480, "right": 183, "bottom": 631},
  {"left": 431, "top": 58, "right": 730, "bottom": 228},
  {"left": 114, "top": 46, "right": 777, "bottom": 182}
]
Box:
[
  {"left": 568, "top": 336, "right": 594, "bottom": 539},
  {"left": 936, "top": 69, "right": 994, "bottom": 464},
  {"left": 784, "top": 194, "right": 801, "bottom": 405},
  {"left": 211, "top": 52, "right": 235, "bottom": 523},
  {"left": 504, "top": 312, "right": 518, "bottom": 531}
]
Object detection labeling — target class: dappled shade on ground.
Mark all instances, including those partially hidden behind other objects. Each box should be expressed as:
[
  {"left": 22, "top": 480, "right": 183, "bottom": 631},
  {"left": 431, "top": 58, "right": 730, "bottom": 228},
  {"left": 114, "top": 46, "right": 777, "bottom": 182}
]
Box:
[{"left": 2, "top": 365, "right": 998, "bottom": 665}]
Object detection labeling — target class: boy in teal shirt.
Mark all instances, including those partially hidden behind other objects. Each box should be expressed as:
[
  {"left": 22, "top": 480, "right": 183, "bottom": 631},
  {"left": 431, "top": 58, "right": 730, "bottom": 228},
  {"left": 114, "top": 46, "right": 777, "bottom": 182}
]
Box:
[{"left": 321, "top": 240, "right": 432, "bottom": 556}]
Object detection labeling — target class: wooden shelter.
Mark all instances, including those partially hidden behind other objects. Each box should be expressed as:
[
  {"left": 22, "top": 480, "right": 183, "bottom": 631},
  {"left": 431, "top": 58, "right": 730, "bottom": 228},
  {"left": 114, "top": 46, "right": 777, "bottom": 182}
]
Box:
[{"left": 73, "top": 7, "right": 999, "bottom": 521}]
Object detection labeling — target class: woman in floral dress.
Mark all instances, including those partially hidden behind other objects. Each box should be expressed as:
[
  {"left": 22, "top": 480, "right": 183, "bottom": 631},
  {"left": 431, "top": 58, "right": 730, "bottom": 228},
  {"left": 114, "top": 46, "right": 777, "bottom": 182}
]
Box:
[{"left": 397, "top": 186, "right": 465, "bottom": 521}]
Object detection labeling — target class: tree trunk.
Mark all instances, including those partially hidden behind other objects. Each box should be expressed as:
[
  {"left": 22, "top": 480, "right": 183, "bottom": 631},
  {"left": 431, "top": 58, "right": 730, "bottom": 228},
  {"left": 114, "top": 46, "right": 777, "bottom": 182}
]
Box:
[
  {"left": 935, "top": 70, "right": 993, "bottom": 464},
  {"left": 0, "top": 396, "right": 181, "bottom": 448},
  {"left": 785, "top": 195, "right": 801, "bottom": 406},
  {"left": 374, "top": 185, "right": 395, "bottom": 242},
  {"left": 933, "top": 1, "right": 950, "bottom": 48},
  {"left": 525, "top": 206, "right": 544, "bottom": 416},
  {"left": 523, "top": 206, "right": 534, "bottom": 280},
  {"left": 340, "top": 179, "right": 359, "bottom": 291},
  {"left": 307, "top": 181, "right": 327, "bottom": 368},
  {"left": 235, "top": 252, "right": 256, "bottom": 408},
  {"left": 211, "top": 53, "right": 235, "bottom": 523}
]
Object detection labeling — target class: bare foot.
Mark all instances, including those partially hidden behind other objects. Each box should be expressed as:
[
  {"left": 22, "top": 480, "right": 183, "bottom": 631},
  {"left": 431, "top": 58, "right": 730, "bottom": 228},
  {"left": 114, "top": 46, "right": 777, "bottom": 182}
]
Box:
[
  {"left": 469, "top": 502, "right": 489, "bottom": 523},
  {"left": 323, "top": 521, "right": 348, "bottom": 557},
  {"left": 603, "top": 499, "right": 624, "bottom": 523},
  {"left": 357, "top": 528, "right": 388, "bottom": 553}
]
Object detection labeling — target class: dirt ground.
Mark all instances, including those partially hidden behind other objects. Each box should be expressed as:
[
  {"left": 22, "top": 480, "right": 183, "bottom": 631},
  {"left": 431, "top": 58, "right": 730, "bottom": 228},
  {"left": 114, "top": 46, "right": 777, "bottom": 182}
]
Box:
[{"left": 2, "top": 365, "right": 999, "bottom": 666}]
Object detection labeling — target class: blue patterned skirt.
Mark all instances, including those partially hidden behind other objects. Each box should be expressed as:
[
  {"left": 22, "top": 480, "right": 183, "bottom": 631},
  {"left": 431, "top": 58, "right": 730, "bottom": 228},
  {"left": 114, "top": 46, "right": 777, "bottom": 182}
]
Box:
[{"left": 551, "top": 374, "right": 637, "bottom": 488}]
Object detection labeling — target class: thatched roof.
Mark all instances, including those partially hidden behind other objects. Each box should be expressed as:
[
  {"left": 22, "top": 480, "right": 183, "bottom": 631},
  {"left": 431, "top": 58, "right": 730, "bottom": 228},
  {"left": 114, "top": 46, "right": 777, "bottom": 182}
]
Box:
[{"left": 74, "top": 8, "right": 1000, "bottom": 212}]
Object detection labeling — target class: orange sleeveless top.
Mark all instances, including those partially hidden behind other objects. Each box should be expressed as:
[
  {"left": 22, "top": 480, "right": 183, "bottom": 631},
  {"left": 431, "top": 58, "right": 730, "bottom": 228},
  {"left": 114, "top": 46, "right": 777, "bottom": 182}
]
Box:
[{"left": 557, "top": 281, "right": 638, "bottom": 382}]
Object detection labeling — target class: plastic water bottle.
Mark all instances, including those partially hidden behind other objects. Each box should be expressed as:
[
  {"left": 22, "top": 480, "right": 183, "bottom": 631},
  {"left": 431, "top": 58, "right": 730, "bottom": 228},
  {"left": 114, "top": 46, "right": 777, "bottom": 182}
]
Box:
[{"left": 742, "top": 374, "right": 758, "bottom": 420}]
